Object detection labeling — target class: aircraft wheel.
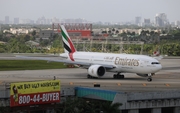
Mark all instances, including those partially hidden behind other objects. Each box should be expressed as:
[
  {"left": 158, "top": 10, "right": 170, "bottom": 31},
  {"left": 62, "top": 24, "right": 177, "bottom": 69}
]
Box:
[
  {"left": 147, "top": 78, "right": 152, "bottom": 82},
  {"left": 113, "top": 74, "right": 117, "bottom": 79},
  {"left": 87, "top": 75, "right": 91, "bottom": 78},
  {"left": 120, "top": 75, "right": 124, "bottom": 79},
  {"left": 113, "top": 74, "right": 124, "bottom": 79}
]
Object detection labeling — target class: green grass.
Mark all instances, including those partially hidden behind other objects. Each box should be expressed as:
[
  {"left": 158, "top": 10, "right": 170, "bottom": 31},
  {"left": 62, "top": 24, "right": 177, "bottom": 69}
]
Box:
[{"left": 0, "top": 60, "right": 67, "bottom": 71}]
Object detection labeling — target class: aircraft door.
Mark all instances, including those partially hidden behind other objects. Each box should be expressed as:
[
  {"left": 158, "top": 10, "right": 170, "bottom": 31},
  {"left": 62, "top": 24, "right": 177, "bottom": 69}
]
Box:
[{"left": 91, "top": 56, "right": 94, "bottom": 63}]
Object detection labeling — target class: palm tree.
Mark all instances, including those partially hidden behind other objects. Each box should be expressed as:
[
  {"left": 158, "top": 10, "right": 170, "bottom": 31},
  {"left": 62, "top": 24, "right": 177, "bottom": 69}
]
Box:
[
  {"left": 108, "top": 30, "right": 111, "bottom": 34},
  {"left": 115, "top": 30, "right": 119, "bottom": 34}
]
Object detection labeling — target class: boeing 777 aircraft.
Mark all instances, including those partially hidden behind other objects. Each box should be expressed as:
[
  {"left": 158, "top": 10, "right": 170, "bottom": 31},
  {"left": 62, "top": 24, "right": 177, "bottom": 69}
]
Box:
[{"left": 17, "top": 25, "right": 162, "bottom": 82}]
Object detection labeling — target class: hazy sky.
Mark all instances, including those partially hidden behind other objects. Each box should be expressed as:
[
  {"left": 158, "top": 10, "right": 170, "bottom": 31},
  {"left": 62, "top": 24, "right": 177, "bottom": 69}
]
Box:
[{"left": 0, "top": 0, "right": 180, "bottom": 22}]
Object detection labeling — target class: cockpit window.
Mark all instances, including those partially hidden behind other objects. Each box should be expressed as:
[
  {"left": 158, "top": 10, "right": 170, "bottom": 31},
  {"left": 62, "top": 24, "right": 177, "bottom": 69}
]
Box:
[{"left": 151, "top": 62, "right": 160, "bottom": 64}]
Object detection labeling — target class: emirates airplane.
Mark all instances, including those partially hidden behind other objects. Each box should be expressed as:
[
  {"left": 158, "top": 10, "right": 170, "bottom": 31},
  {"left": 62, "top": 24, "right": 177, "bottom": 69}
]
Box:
[{"left": 17, "top": 25, "right": 162, "bottom": 82}]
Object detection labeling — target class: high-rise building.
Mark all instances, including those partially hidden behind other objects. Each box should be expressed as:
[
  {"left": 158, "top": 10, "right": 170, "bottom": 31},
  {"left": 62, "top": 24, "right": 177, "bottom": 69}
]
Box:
[
  {"left": 36, "top": 16, "right": 47, "bottom": 24},
  {"left": 155, "top": 13, "right": 168, "bottom": 27},
  {"left": 5, "top": 16, "right": 9, "bottom": 24},
  {"left": 14, "top": 18, "right": 19, "bottom": 24},
  {"left": 144, "top": 18, "right": 151, "bottom": 26},
  {"left": 135, "top": 17, "right": 141, "bottom": 26},
  {"left": 46, "top": 19, "right": 51, "bottom": 24},
  {"left": 175, "top": 20, "right": 180, "bottom": 27}
]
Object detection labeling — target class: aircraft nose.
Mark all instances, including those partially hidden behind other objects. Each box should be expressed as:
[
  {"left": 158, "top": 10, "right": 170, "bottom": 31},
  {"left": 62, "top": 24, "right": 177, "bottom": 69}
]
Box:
[
  {"left": 159, "top": 64, "right": 162, "bottom": 70},
  {"left": 155, "top": 64, "right": 162, "bottom": 72},
  {"left": 152, "top": 64, "right": 162, "bottom": 72}
]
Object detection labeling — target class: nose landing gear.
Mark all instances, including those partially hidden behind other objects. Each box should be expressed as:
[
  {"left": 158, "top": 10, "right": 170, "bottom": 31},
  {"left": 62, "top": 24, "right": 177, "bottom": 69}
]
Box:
[
  {"left": 147, "top": 73, "right": 154, "bottom": 82},
  {"left": 147, "top": 77, "right": 152, "bottom": 82}
]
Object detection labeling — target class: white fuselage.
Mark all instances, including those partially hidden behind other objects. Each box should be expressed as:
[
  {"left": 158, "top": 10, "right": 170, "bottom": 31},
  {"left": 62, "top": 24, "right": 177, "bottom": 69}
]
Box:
[{"left": 60, "top": 52, "right": 162, "bottom": 74}]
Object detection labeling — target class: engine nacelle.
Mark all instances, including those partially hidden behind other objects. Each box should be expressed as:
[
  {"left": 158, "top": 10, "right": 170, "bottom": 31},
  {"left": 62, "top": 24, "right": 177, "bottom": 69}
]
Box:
[
  {"left": 136, "top": 73, "right": 148, "bottom": 77},
  {"left": 88, "top": 65, "right": 106, "bottom": 78}
]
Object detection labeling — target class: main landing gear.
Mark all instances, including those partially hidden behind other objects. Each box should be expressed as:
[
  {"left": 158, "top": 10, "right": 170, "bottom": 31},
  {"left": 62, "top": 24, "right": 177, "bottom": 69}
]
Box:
[
  {"left": 113, "top": 73, "right": 124, "bottom": 79},
  {"left": 87, "top": 74, "right": 97, "bottom": 79}
]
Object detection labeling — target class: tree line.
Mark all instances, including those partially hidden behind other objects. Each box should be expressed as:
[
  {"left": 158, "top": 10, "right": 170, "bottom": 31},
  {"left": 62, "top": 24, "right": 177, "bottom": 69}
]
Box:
[{"left": 0, "top": 28, "right": 180, "bottom": 56}]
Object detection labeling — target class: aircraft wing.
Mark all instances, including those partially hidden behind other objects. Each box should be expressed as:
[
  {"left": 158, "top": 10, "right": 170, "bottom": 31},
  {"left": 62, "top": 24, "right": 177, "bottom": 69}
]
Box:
[{"left": 15, "top": 55, "right": 115, "bottom": 69}]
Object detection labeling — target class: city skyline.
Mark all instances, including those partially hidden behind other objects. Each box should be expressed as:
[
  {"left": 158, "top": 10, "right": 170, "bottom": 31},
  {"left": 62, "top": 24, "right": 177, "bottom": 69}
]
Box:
[
  {"left": 1, "top": 13, "right": 180, "bottom": 28},
  {"left": 0, "top": 0, "right": 180, "bottom": 23}
]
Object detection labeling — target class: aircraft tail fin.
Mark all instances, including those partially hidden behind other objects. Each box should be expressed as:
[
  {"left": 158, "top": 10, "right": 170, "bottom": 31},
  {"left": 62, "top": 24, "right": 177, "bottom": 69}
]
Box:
[
  {"left": 153, "top": 51, "right": 160, "bottom": 56},
  {"left": 153, "top": 51, "right": 163, "bottom": 60},
  {"left": 60, "top": 25, "right": 76, "bottom": 53}
]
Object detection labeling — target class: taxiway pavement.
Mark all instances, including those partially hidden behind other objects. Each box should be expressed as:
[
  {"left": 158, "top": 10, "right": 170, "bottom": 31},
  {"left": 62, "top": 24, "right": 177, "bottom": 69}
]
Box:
[{"left": 0, "top": 58, "right": 180, "bottom": 92}]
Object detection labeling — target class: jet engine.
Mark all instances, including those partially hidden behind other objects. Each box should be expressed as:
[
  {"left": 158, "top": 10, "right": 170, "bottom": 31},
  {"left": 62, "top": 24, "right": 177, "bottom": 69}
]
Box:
[
  {"left": 136, "top": 74, "right": 148, "bottom": 77},
  {"left": 88, "top": 65, "right": 106, "bottom": 78}
]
